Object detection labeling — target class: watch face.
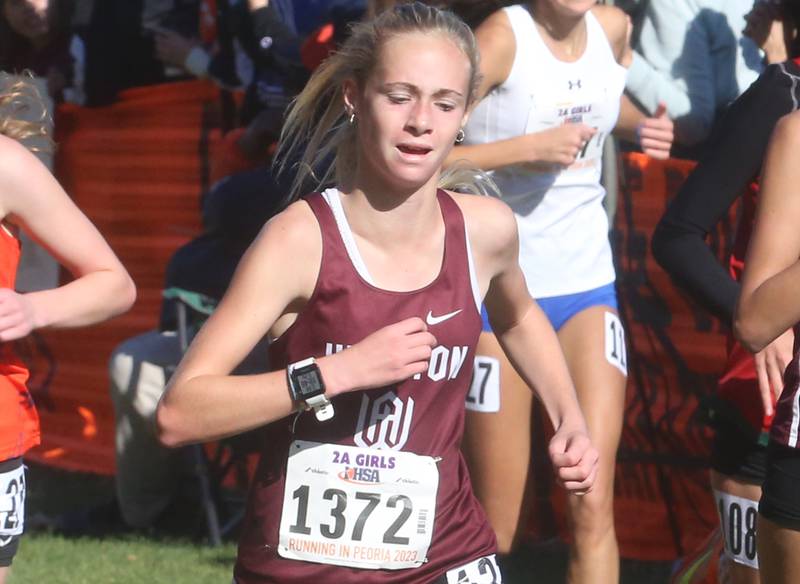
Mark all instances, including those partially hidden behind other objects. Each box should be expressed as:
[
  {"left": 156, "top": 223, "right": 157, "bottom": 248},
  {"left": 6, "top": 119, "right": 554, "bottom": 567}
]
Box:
[{"left": 296, "top": 369, "right": 323, "bottom": 396}]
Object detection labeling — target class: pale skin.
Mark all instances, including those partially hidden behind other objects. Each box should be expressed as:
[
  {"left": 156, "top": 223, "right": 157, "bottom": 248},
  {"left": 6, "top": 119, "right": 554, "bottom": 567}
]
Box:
[
  {"left": 156, "top": 30, "right": 599, "bottom": 512},
  {"left": 734, "top": 111, "right": 800, "bottom": 584},
  {"left": 447, "top": 2, "right": 672, "bottom": 583},
  {"left": 0, "top": 134, "right": 135, "bottom": 584}
]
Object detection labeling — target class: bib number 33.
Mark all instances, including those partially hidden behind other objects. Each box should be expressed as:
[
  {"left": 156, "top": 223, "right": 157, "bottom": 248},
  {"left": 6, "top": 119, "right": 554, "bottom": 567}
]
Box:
[{"left": 278, "top": 440, "right": 439, "bottom": 570}]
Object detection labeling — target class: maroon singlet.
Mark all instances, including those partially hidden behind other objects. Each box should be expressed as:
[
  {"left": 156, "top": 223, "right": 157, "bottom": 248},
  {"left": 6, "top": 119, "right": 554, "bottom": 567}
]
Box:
[
  {"left": 770, "top": 326, "right": 800, "bottom": 448},
  {"left": 233, "top": 190, "right": 497, "bottom": 583}
]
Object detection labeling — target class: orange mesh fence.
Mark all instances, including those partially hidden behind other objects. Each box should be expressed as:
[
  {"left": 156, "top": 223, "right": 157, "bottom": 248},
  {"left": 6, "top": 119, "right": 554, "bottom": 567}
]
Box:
[
  {"left": 22, "top": 80, "right": 220, "bottom": 474},
  {"left": 610, "top": 153, "right": 726, "bottom": 562}
]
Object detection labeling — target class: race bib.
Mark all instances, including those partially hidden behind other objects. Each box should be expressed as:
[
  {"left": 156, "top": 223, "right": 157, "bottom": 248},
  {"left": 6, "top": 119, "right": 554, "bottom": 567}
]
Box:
[
  {"left": 445, "top": 554, "right": 502, "bottom": 583},
  {"left": 525, "top": 88, "right": 608, "bottom": 170},
  {"left": 714, "top": 489, "right": 759, "bottom": 569},
  {"left": 465, "top": 356, "right": 500, "bottom": 413},
  {"left": 0, "top": 464, "right": 25, "bottom": 537},
  {"left": 278, "top": 440, "right": 439, "bottom": 570},
  {"left": 604, "top": 311, "right": 627, "bottom": 376}
]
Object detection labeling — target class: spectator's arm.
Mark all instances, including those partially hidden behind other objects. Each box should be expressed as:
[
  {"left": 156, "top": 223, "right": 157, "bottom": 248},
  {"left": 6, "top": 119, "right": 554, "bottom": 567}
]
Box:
[
  {"left": 626, "top": 1, "right": 717, "bottom": 146},
  {"left": 246, "top": 2, "right": 302, "bottom": 66},
  {"left": 651, "top": 66, "right": 792, "bottom": 322}
]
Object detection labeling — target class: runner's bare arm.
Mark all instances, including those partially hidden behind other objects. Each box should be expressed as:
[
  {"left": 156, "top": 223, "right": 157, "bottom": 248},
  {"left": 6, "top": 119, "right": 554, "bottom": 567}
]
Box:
[
  {"left": 735, "top": 112, "right": 800, "bottom": 352},
  {"left": 0, "top": 135, "right": 135, "bottom": 341},
  {"left": 460, "top": 195, "right": 598, "bottom": 492},
  {"left": 157, "top": 202, "right": 436, "bottom": 446}
]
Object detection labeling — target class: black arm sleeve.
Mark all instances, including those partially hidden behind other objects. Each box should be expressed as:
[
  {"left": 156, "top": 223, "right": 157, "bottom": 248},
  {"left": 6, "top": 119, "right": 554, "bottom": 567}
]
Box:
[
  {"left": 651, "top": 64, "right": 798, "bottom": 323},
  {"left": 246, "top": 5, "right": 302, "bottom": 67}
]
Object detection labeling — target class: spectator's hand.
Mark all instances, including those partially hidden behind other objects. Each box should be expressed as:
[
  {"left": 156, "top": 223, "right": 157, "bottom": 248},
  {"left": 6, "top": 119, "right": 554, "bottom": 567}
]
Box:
[
  {"left": 325, "top": 317, "right": 437, "bottom": 396},
  {"left": 154, "top": 30, "right": 197, "bottom": 69},
  {"left": 0, "top": 288, "right": 37, "bottom": 342},
  {"left": 528, "top": 123, "right": 597, "bottom": 168},
  {"left": 548, "top": 424, "right": 599, "bottom": 495},
  {"left": 744, "top": 1, "right": 788, "bottom": 64},
  {"left": 754, "top": 327, "right": 794, "bottom": 417},
  {"left": 638, "top": 102, "right": 673, "bottom": 160},
  {"left": 247, "top": 0, "right": 269, "bottom": 10}
]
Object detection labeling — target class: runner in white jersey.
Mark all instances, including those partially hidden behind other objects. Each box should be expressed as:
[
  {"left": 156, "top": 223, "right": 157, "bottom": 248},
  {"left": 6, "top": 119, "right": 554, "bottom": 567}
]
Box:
[{"left": 445, "top": 2, "right": 673, "bottom": 583}]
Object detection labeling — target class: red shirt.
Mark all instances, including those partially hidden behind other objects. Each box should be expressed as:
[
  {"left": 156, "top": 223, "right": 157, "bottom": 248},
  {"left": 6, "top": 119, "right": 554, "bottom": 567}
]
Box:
[
  {"left": 0, "top": 224, "right": 40, "bottom": 461},
  {"left": 716, "top": 186, "right": 769, "bottom": 432}
]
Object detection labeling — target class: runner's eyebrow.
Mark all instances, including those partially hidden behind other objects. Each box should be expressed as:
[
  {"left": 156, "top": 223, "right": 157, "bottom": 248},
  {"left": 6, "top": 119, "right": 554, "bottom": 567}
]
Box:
[{"left": 382, "top": 82, "right": 464, "bottom": 99}]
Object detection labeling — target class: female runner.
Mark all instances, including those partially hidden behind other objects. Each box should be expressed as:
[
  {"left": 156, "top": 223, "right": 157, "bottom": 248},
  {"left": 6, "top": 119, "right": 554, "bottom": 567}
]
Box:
[
  {"left": 0, "top": 77, "right": 135, "bottom": 583},
  {"left": 652, "top": 3, "right": 800, "bottom": 580},
  {"left": 156, "top": 3, "right": 598, "bottom": 583},
  {"left": 735, "top": 108, "right": 800, "bottom": 584},
  {"left": 449, "top": 1, "right": 673, "bottom": 582}
]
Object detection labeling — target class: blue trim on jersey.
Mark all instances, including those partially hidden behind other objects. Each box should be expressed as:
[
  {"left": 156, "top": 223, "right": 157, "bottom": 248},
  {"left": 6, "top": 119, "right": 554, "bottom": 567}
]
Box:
[{"left": 481, "top": 282, "right": 618, "bottom": 332}]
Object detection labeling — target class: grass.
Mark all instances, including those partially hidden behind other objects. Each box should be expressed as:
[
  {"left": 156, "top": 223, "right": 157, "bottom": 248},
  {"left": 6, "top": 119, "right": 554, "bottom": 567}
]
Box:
[
  {"left": 10, "top": 533, "right": 236, "bottom": 584},
  {"left": 10, "top": 462, "right": 238, "bottom": 584},
  {"left": 9, "top": 462, "right": 674, "bottom": 583}
]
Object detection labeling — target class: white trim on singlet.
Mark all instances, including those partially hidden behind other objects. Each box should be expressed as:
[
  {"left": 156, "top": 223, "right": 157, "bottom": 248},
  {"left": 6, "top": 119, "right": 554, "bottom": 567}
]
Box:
[
  {"left": 463, "top": 221, "right": 482, "bottom": 315},
  {"left": 778, "top": 62, "right": 800, "bottom": 111},
  {"left": 320, "top": 188, "right": 377, "bottom": 286},
  {"left": 790, "top": 359, "right": 800, "bottom": 448},
  {"left": 321, "top": 188, "right": 482, "bottom": 312},
  {"left": 0, "top": 223, "right": 14, "bottom": 238}
]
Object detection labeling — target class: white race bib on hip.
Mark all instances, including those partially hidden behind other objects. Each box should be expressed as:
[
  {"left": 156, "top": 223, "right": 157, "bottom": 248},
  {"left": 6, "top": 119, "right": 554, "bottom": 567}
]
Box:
[
  {"left": 278, "top": 440, "right": 439, "bottom": 570},
  {"left": 0, "top": 464, "right": 25, "bottom": 538}
]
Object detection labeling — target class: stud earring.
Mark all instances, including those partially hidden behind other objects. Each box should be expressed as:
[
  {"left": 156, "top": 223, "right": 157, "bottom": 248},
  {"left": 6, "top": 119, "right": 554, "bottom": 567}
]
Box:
[
  {"left": 455, "top": 128, "right": 465, "bottom": 144},
  {"left": 348, "top": 111, "right": 356, "bottom": 124}
]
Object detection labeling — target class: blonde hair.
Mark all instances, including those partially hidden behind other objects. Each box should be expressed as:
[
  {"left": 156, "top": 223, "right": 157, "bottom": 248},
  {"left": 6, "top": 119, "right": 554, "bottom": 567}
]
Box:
[
  {"left": 0, "top": 74, "right": 51, "bottom": 149},
  {"left": 276, "top": 1, "right": 493, "bottom": 203}
]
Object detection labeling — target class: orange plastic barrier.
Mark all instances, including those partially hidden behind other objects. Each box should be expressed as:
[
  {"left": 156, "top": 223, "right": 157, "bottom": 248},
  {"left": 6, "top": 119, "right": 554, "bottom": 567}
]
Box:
[
  {"left": 22, "top": 80, "right": 221, "bottom": 474},
  {"left": 610, "top": 153, "right": 727, "bottom": 562}
]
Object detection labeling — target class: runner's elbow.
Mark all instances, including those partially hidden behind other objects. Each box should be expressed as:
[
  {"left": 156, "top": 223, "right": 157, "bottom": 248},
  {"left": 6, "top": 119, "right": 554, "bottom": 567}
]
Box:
[
  {"left": 733, "top": 313, "right": 769, "bottom": 354},
  {"left": 155, "top": 400, "right": 190, "bottom": 448}
]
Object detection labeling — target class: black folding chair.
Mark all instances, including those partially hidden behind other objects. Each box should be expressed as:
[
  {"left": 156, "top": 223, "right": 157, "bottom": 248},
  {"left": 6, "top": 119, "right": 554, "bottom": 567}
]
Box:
[{"left": 163, "top": 287, "right": 253, "bottom": 546}]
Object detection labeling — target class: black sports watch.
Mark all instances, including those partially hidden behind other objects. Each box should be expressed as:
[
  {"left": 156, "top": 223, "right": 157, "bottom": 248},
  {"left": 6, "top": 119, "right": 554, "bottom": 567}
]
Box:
[{"left": 287, "top": 357, "right": 334, "bottom": 421}]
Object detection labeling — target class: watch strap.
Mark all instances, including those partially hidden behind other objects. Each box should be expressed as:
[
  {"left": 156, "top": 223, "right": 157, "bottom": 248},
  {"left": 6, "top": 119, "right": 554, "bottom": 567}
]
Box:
[{"left": 287, "top": 357, "right": 334, "bottom": 421}]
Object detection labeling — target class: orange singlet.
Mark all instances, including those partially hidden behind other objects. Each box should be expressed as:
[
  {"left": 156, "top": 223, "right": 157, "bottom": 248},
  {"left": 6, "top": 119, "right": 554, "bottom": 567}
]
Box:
[{"left": 0, "top": 223, "right": 39, "bottom": 461}]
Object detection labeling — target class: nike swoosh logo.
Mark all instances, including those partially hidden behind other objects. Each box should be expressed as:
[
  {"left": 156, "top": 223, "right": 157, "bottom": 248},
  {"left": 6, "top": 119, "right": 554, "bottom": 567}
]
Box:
[{"left": 426, "top": 309, "right": 462, "bottom": 326}]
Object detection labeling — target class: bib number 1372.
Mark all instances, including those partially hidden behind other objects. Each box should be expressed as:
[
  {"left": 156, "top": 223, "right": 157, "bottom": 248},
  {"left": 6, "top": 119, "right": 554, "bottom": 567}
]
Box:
[
  {"left": 278, "top": 441, "right": 439, "bottom": 570},
  {"left": 289, "top": 486, "right": 413, "bottom": 545}
]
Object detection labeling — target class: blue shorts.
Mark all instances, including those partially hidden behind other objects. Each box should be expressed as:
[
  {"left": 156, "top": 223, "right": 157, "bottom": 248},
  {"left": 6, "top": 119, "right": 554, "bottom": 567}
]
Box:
[{"left": 481, "top": 282, "right": 618, "bottom": 333}]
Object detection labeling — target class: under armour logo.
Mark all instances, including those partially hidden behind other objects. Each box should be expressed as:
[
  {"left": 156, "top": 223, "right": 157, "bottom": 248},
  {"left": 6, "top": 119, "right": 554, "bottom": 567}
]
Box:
[{"left": 568, "top": 79, "right": 582, "bottom": 90}]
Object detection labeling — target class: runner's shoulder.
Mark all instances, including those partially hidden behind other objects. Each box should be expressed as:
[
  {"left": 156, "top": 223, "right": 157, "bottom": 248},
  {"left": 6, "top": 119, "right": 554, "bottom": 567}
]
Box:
[{"left": 448, "top": 191, "right": 517, "bottom": 256}]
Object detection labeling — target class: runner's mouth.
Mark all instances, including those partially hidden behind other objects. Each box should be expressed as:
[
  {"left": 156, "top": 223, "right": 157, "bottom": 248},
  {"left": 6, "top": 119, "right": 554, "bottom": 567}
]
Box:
[{"left": 397, "top": 144, "right": 433, "bottom": 155}]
